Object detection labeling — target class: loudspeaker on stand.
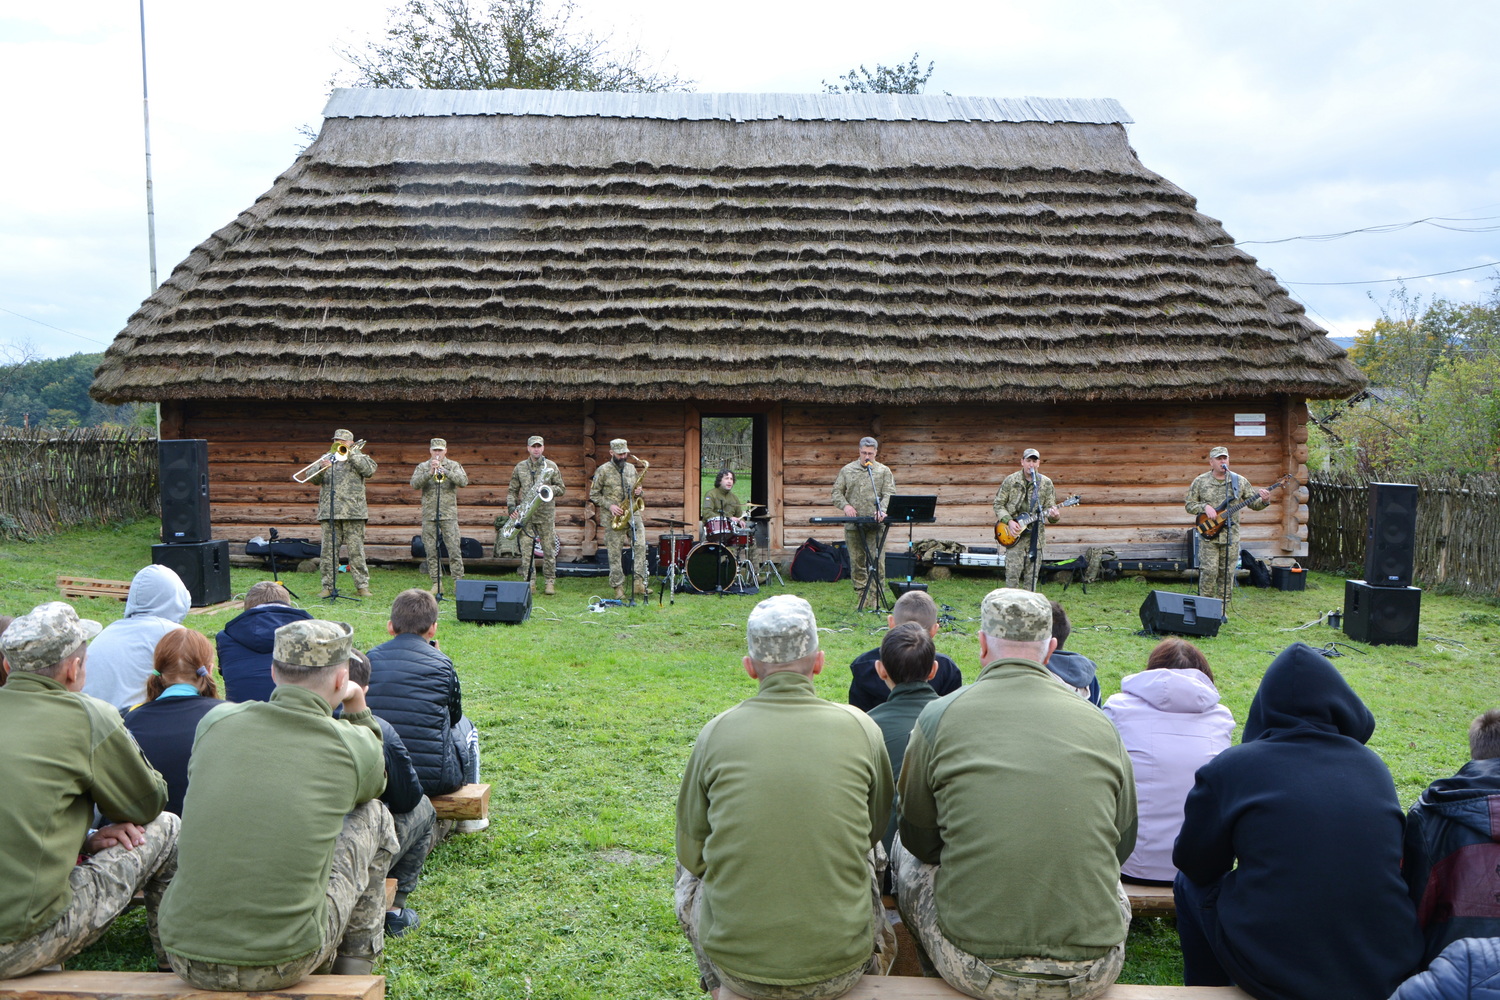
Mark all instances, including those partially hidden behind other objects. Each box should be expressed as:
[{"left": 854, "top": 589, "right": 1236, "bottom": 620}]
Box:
[{"left": 159, "top": 439, "right": 211, "bottom": 544}]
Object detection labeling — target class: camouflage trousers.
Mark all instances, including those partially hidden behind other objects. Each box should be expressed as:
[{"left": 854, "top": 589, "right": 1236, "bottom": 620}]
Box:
[
  {"left": 388, "top": 796, "right": 438, "bottom": 902},
  {"left": 0, "top": 812, "right": 179, "bottom": 978},
  {"left": 421, "top": 516, "right": 465, "bottom": 583},
  {"left": 1003, "top": 528, "right": 1045, "bottom": 590},
  {"left": 605, "top": 517, "right": 648, "bottom": 589},
  {"left": 167, "top": 800, "right": 397, "bottom": 992},
  {"left": 673, "top": 848, "right": 895, "bottom": 1000},
  {"left": 845, "top": 524, "right": 886, "bottom": 611},
  {"left": 522, "top": 513, "right": 559, "bottom": 584},
  {"left": 891, "top": 839, "right": 1128, "bottom": 1000},
  {"left": 1196, "top": 537, "right": 1237, "bottom": 611},
  {"left": 320, "top": 519, "right": 369, "bottom": 590}
]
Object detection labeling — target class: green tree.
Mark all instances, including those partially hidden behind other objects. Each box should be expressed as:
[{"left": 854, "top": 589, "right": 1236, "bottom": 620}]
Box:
[
  {"left": 337, "top": 0, "right": 690, "bottom": 92},
  {"left": 822, "top": 53, "right": 935, "bottom": 94}
]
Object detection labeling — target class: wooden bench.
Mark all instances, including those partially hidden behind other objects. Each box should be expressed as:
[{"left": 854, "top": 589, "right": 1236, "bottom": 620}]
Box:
[
  {"left": 1125, "top": 882, "right": 1176, "bottom": 917},
  {"left": 430, "top": 783, "right": 490, "bottom": 822},
  {"left": 722, "top": 978, "right": 1250, "bottom": 999},
  {"left": 0, "top": 971, "right": 384, "bottom": 999}
]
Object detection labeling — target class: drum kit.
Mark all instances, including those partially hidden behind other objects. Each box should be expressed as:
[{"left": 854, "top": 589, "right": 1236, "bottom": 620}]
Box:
[{"left": 652, "top": 503, "right": 766, "bottom": 600}]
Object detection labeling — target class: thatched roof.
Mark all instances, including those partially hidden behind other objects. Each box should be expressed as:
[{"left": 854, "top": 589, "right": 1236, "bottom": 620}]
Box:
[{"left": 92, "top": 89, "right": 1364, "bottom": 405}]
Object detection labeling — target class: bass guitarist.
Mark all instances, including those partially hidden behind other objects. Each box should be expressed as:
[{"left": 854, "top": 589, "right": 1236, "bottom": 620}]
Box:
[
  {"left": 992, "top": 448, "right": 1061, "bottom": 591},
  {"left": 1185, "top": 446, "right": 1272, "bottom": 612}
]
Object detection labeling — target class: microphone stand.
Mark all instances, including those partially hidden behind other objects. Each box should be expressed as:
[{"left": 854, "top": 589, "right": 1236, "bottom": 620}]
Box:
[
  {"left": 323, "top": 459, "right": 358, "bottom": 603},
  {"left": 1216, "top": 464, "right": 1236, "bottom": 620},
  {"left": 856, "top": 462, "right": 888, "bottom": 614},
  {"left": 428, "top": 483, "right": 447, "bottom": 603},
  {"left": 1025, "top": 473, "right": 1043, "bottom": 593},
  {"left": 266, "top": 527, "right": 299, "bottom": 601}
]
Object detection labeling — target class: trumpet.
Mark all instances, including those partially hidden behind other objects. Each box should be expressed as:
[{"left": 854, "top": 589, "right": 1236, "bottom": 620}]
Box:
[{"left": 292, "top": 439, "right": 366, "bottom": 483}]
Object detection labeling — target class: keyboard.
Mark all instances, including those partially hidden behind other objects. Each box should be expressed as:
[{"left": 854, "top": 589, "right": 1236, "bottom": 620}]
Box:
[{"left": 809, "top": 516, "right": 878, "bottom": 525}]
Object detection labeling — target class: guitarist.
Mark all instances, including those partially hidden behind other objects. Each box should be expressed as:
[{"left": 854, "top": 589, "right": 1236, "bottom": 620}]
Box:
[
  {"left": 1185, "top": 446, "right": 1272, "bottom": 612},
  {"left": 992, "top": 448, "right": 1061, "bottom": 591}
]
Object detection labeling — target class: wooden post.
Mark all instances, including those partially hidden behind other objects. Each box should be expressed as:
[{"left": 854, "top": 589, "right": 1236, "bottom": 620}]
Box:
[
  {"left": 582, "top": 402, "right": 597, "bottom": 557},
  {"left": 768, "top": 403, "right": 784, "bottom": 556},
  {"left": 684, "top": 403, "right": 701, "bottom": 530}
]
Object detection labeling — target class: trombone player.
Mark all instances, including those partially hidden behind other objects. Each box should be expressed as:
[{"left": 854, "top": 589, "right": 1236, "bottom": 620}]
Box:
[
  {"left": 504, "top": 435, "right": 566, "bottom": 595},
  {"left": 411, "top": 437, "right": 470, "bottom": 594},
  {"left": 307, "top": 428, "right": 377, "bottom": 599},
  {"left": 588, "top": 438, "right": 647, "bottom": 600}
]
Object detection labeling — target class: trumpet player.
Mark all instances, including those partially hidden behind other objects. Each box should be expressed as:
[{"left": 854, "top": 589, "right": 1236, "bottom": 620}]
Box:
[
  {"left": 588, "top": 438, "right": 647, "bottom": 599},
  {"left": 411, "top": 438, "right": 469, "bottom": 593},
  {"left": 309, "top": 428, "right": 377, "bottom": 598},
  {"left": 505, "top": 435, "right": 566, "bottom": 595}
]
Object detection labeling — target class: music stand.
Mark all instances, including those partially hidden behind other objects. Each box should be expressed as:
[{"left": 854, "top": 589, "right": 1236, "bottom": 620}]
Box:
[{"left": 885, "top": 495, "right": 938, "bottom": 598}]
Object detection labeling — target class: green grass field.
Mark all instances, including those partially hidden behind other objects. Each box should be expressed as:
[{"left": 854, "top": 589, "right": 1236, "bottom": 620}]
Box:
[{"left": 3, "top": 518, "right": 1498, "bottom": 997}]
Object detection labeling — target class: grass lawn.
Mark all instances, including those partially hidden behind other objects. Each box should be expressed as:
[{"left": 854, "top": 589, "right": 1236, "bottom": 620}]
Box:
[{"left": 3, "top": 518, "right": 1498, "bottom": 997}]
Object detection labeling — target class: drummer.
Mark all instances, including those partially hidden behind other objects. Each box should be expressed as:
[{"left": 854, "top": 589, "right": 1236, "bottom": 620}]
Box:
[{"left": 702, "top": 470, "right": 757, "bottom": 564}]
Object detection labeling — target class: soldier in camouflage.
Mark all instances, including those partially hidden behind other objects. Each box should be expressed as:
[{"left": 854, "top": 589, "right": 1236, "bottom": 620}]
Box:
[
  {"left": 506, "top": 435, "right": 567, "bottom": 596},
  {"left": 831, "top": 437, "right": 895, "bottom": 610},
  {"left": 411, "top": 437, "right": 469, "bottom": 593},
  {"left": 589, "top": 438, "right": 647, "bottom": 599},
  {"left": 309, "top": 429, "right": 377, "bottom": 598},
  {"left": 1184, "top": 446, "right": 1271, "bottom": 613},
  {"left": 702, "top": 469, "right": 758, "bottom": 569},
  {"left": 992, "top": 448, "right": 1061, "bottom": 591}
]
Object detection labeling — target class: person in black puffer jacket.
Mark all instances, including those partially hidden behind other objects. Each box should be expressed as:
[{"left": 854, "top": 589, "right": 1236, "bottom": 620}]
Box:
[
  {"left": 216, "top": 582, "right": 312, "bottom": 702},
  {"left": 365, "top": 589, "right": 480, "bottom": 815}
]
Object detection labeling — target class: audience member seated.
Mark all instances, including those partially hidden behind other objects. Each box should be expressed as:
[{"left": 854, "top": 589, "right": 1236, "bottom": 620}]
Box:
[
  {"left": 366, "top": 589, "right": 483, "bottom": 830},
  {"left": 867, "top": 621, "right": 939, "bottom": 857},
  {"left": 123, "top": 629, "right": 226, "bottom": 818},
  {"left": 1389, "top": 937, "right": 1500, "bottom": 1000},
  {"left": 1102, "top": 637, "right": 1233, "bottom": 885},
  {"left": 1173, "top": 641, "right": 1421, "bottom": 999},
  {"left": 1047, "top": 600, "right": 1100, "bottom": 704},
  {"left": 895, "top": 588, "right": 1136, "bottom": 1000},
  {"left": 0, "top": 614, "right": 13, "bottom": 684},
  {"left": 348, "top": 648, "right": 437, "bottom": 938},
  {"left": 160, "top": 619, "right": 397, "bottom": 989},
  {"left": 0, "top": 602, "right": 178, "bottom": 978},
  {"left": 82, "top": 564, "right": 190, "bottom": 711},
  {"left": 216, "top": 581, "right": 313, "bottom": 702},
  {"left": 1402, "top": 707, "right": 1500, "bottom": 966},
  {"left": 848, "top": 589, "right": 961, "bottom": 711},
  {"left": 676, "top": 595, "right": 895, "bottom": 999}
]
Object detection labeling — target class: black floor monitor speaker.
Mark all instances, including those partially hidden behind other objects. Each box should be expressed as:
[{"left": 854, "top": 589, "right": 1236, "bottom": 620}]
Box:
[
  {"left": 455, "top": 579, "right": 532, "bottom": 624},
  {"left": 1140, "top": 590, "right": 1223, "bottom": 638},
  {"left": 151, "top": 540, "right": 231, "bottom": 607},
  {"left": 159, "top": 439, "right": 211, "bottom": 543},
  {"left": 1364, "top": 482, "right": 1418, "bottom": 587},
  {"left": 1343, "top": 579, "right": 1421, "bottom": 646}
]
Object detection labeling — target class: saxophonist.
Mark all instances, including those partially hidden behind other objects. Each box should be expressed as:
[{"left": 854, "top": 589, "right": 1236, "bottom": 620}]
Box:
[
  {"left": 505, "top": 435, "right": 567, "bottom": 595},
  {"left": 588, "top": 438, "right": 647, "bottom": 599},
  {"left": 411, "top": 437, "right": 469, "bottom": 593}
]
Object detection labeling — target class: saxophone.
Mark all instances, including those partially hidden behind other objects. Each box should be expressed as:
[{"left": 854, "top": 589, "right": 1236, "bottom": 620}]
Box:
[
  {"left": 610, "top": 458, "right": 648, "bottom": 530},
  {"left": 501, "top": 471, "right": 555, "bottom": 538}
]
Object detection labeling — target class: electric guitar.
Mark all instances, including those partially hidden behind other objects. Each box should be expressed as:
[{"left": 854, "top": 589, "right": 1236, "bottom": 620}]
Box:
[
  {"left": 1194, "top": 474, "right": 1295, "bottom": 539},
  {"left": 995, "top": 495, "right": 1082, "bottom": 546}
]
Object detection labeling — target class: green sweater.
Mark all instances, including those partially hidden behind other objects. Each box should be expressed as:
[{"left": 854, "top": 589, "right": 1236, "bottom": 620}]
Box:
[
  {"left": 676, "top": 670, "right": 893, "bottom": 986},
  {"left": 159, "top": 684, "right": 386, "bottom": 965},
  {"left": 898, "top": 658, "right": 1137, "bottom": 962},
  {"left": 0, "top": 672, "right": 167, "bottom": 943}
]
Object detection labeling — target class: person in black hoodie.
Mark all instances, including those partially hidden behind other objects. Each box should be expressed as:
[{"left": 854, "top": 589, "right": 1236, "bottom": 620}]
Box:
[
  {"left": 215, "top": 582, "right": 312, "bottom": 702},
  {"left": 123, "top": 629, "right": 225, "bottom": 817},
  {"left": 1402, "top": 707, "right": 1500, "bottom": 966},
  {"left": 1172, "top": 641, "right": 1421, "bottom": 1000}
]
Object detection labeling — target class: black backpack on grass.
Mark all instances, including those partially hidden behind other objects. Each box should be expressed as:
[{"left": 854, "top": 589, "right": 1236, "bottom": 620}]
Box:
[{"left": 790, "top": 538, "right": 849, "bottom": 582}]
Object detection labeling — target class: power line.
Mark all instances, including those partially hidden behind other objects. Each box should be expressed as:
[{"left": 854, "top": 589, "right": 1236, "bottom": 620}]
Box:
[
  {"left": 1232, "top": 214, "right": 1500, "bottom": 246},
  {"left": 1279, "top": 261, "right": 1500, "bottom": 287},
  {"left": 0, "top": 306, "right": 112, "bottom": 348}
]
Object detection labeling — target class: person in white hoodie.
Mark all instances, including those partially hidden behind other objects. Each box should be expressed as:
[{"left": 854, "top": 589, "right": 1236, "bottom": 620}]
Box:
[
  {"left": 1102, "top": 637, "right": 1234, "bottom": 884},
  {"left": 81, "top": 564, "right": 190, "bottom": 712}
]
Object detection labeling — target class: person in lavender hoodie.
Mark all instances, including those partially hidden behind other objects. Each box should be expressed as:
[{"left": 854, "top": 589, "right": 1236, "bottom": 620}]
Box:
[{"left": 1102, "top": 638, "right": 1233, "bottom": 884}]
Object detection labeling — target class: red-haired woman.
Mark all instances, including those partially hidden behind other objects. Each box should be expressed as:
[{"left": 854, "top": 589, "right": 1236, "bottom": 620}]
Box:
[{"left": 123, "top": 629, "right": 225, "bottom": 817}]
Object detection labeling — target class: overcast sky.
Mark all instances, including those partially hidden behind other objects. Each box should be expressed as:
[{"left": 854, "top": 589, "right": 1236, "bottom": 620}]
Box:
[{"left": 3, "top": 0, "right": 1497, "bottom": 362}]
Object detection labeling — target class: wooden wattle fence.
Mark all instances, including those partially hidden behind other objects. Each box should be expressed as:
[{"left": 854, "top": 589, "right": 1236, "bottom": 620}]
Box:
[
  {"left": 1307, "top": 471, "right": 1500, "bottom": 597},
  {"left": 0, "top": 428, "right": 158, "bottom": 539}
]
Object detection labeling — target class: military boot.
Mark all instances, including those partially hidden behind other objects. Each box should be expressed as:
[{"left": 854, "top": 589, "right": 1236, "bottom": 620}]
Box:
[
  {"left": 613, "top": 584, "right": 624, "bottom": 599},
  {"left": 544, "top": 579, "right": 555, "bottom": 596}
]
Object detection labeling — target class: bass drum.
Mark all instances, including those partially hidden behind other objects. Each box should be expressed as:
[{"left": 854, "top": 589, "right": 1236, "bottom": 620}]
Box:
[{"left": 683, "top": 542, "right": 737, "bottom": 594}]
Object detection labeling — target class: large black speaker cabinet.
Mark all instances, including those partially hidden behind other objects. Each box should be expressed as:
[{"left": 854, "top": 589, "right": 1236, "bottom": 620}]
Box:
[
  {"left": 1140, "top": 590, "right": 1223, "bottom": 638},
  {"left": 159, "top": 439, "right": 211, "bottom": 543},
  {"left": 152, "top": 540, "right": 231, "bottom": 607},
  {"left": 455, "top": 579, "right": 532, "bottom": 624},
  {"left": 1364, "top": 482, "right": 1418, "bottom": 587},
  {"left": 1344, "top": 579, "right": 1421, "bottom": 646}
]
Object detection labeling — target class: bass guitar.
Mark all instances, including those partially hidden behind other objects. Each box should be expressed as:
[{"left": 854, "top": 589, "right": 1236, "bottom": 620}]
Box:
[
  {"left": 1194, "top": 474, "right": 1295, "bottom": 539},
  {"left": 995, "top": 495, "right": 1082, "bottom": 546}
]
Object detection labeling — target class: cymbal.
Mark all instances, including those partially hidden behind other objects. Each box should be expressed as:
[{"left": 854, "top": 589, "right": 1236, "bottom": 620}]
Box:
[
  {"left": 743, "top": 502, "right": 766, "bottom": 510},
  {"left": 651, "top": 517, "right": 692, "bottom": 527}
]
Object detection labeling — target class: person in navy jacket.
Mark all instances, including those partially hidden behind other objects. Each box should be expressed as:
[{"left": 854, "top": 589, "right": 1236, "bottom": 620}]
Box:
[{"left": 215, "top": 582, "right": 311, "bottom": 702}]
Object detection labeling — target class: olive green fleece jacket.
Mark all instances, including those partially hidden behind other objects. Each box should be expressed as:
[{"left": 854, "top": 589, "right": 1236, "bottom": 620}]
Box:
[
  {"left": 676, "top": 670, "right": 893, "bottom": 986},
  {"left": 897, "top": 657, "right": 1137, "bottom": 962},
  {"left": 0, "top": 672, "right": 167, "bottom": 943},
  {"left": 159, "top": 684, "right": 385, "bottom": 966}
]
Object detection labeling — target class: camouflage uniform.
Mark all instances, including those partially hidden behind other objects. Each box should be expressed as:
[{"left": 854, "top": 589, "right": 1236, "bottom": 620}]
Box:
[
  {"left": 589, "top": 456, "right": 647, "bottom": 591},
  {"left": 310, "top": 437, "right": 377, "bottom": 592},
  {"left": 1185, "top": 470, "right": 1267, "bottom": 611},
  {"left": 508, "top": 456, "right": 567, "bottom": 586},
  {"left": 831, "top": 459, "right": 896, "bottom": 608},
  {"left": 703, "top": 486, "right": 757, "bottom": 566},
  {"left": 992, "top": 471, "right": 1058, "bottom": 590},
  {"left": 411, "top": 457, "right": 470, "bottom": 583}
]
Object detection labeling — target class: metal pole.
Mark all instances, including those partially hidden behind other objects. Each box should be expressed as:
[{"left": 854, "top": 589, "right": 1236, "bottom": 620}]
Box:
[{"left": 139, "top": 0, "right": 161, "bottom": 433}]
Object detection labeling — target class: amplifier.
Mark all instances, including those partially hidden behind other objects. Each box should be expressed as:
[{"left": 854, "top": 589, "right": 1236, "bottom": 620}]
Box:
[
  {"left": 455, "top": 579, "right": 531, "bottom": 624},
  {"left": 1139, "top": 590, "right": 1223, "bottom": 638}
]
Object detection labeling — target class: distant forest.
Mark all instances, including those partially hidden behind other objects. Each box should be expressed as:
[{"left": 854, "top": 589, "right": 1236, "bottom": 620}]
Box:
[{"left": 0, "top": 352, "right": 150, "bottom": 428}]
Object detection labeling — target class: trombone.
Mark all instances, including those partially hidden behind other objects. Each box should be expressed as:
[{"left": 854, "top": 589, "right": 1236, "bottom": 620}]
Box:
[{"left": 292, "top": 439, "right": 366, "bottom": 483}]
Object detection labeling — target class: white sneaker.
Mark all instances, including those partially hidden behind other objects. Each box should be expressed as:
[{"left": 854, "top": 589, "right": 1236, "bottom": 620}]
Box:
[{"left": 454, "top": 817, "right": 490, "bottom": 834}]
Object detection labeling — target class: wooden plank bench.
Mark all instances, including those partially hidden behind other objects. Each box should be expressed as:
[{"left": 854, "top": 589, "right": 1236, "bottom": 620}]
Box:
[
  {"left": 722, "top": 978, "right": 1250, "bottom": 999},
  {"left": 1125, "top": 882, "right": 1176, "bottom": 917},
  {"left": 0, "top": 971, "right": 384, "bottom": 999},
  {"left": 430, "top": 783, "right": 490, "bottom": 822}
]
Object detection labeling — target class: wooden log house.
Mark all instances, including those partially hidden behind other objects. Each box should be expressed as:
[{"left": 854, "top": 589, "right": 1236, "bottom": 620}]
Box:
[{"left": 91, "top": 90, "right": 1364, "bottom": 564}]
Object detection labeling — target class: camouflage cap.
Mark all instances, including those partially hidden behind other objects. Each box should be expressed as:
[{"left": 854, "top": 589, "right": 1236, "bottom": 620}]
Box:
[
  {"left": 0, "top": 601, "right": 102, "bottom": 673},
  {"left": 980, "top": 588, "right": 1053, "bottom": 642},
  {"left": 746, "top": 595, "right": 819, "bottom": 665},
  {"left": 610, "top": 438, "right": 629, "bottom": 454},
  {"left": 528, "top": 435, "right": 544, "bottom": 447},
  {"left": 1209, "top": 446, "right": 1229, "bottom": 459},
  {"left": 430, "top": 438, "right": 447, "bottom": 450},
  {"left": 1022, "top": 448, "right": 1040, "bottom": 460},
  {"left": 333, "top": 429, "right": 355, "bottom": 443},
  {"left": 273, "top": 619, "right": 354, "bottom": 668}
]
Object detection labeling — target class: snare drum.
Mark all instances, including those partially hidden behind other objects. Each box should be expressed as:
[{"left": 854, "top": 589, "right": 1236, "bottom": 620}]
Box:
[
  {"left": 704, "top": 515, "right": 735, "bottom": 543},
  {"left": 726, "top": 528, "right": 753, "bottom": 548},
  {"left": 658, "top": 533, "right": 693, "bottom": 569},
  {"left": 683, "top": 542, "right": 736, "bottom": 593}
]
